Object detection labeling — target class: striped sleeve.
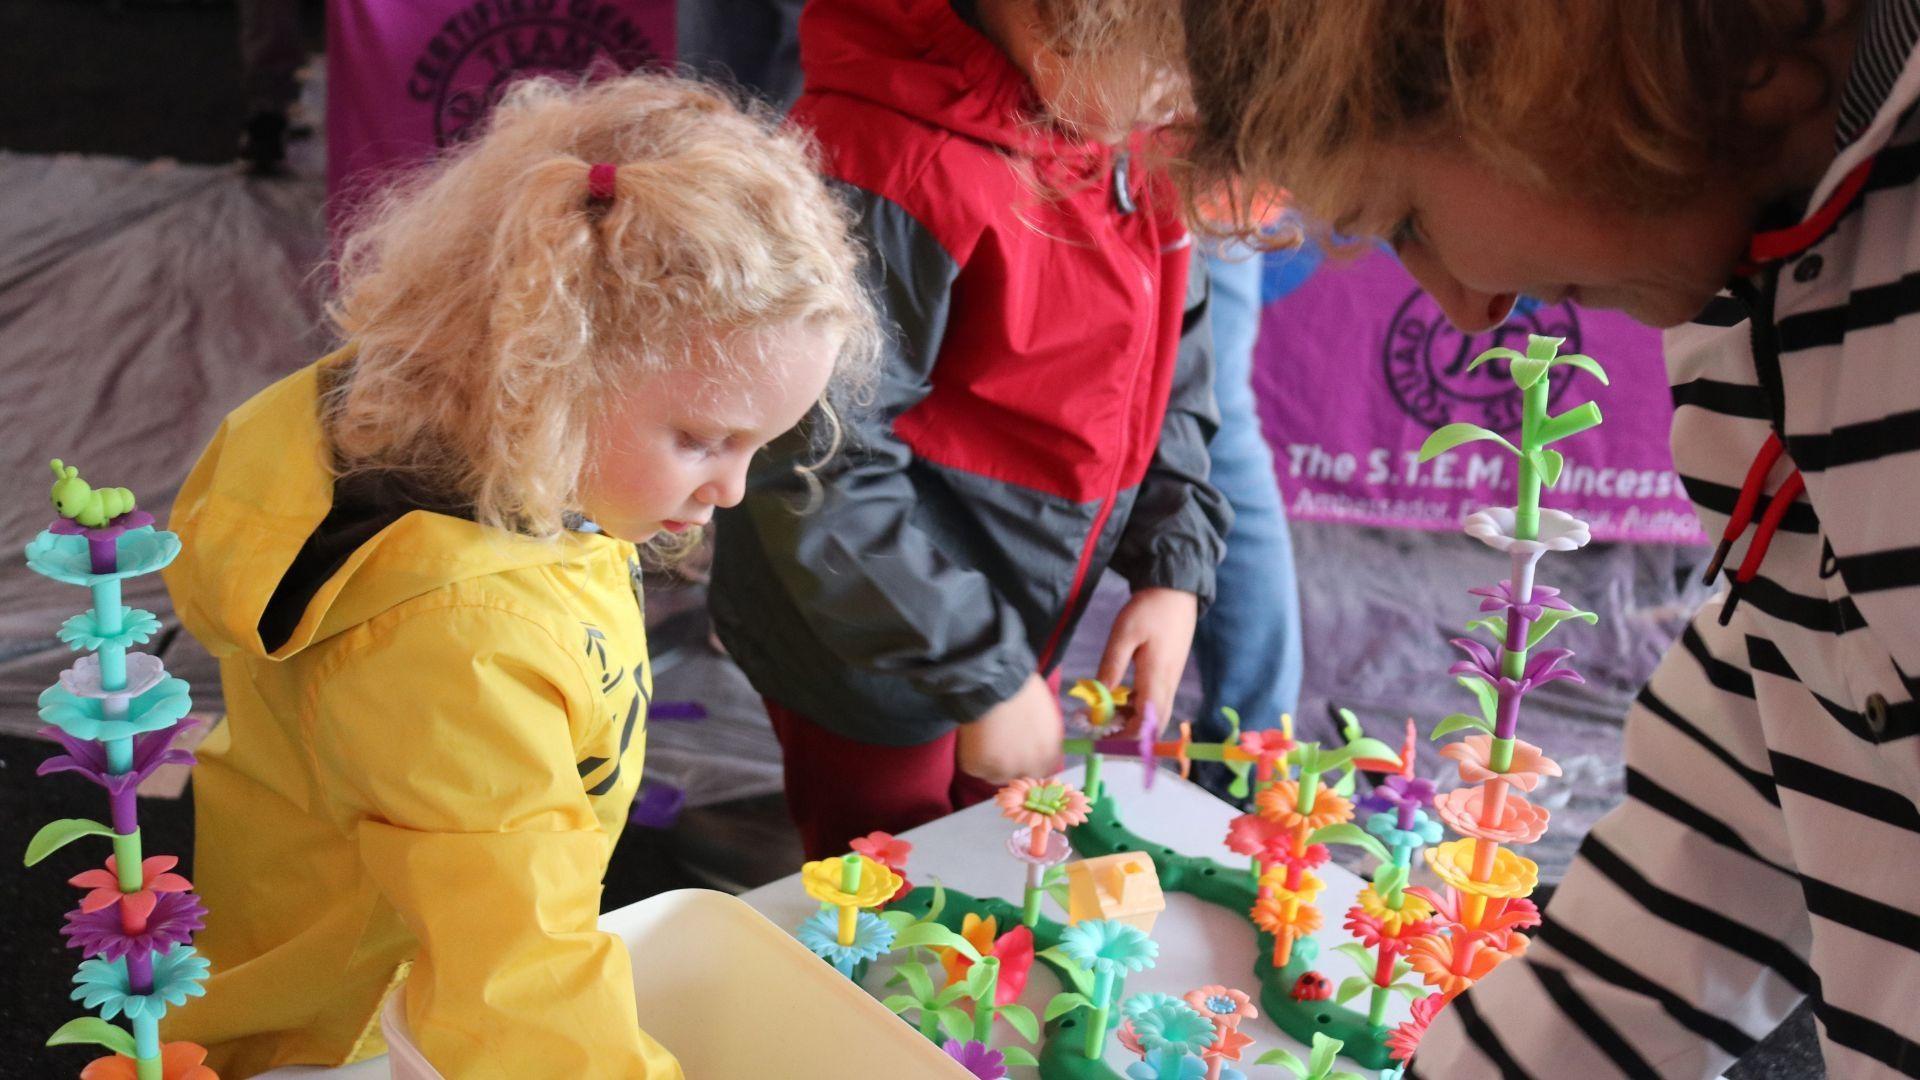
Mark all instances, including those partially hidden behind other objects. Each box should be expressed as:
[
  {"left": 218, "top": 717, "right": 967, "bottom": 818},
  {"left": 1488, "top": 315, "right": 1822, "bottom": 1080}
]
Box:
[{"left": 1411, "top": 601, "right": 1810, "bottom": 1080}]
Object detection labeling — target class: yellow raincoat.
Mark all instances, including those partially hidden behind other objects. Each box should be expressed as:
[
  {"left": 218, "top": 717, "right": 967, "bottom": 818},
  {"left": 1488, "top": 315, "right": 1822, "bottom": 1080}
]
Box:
[{"left": 160, "top": 356, "right": 682, "bottom": 1079}]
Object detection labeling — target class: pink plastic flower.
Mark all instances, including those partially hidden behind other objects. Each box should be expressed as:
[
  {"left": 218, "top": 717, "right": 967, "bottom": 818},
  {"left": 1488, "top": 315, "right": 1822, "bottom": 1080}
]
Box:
[
  {"left": 1387, "top": 994, "right": 1446, "bottom": 1063},
  {"left": 849, "top": 831, "right": 913, "bottom": 902},
  {"left": 1184, "top": 985, "right": 1257, "bottom": 1028},
  {"left": 994, "top": 778, "right": 1090, "bottom": 831},
  {"left": 1438, "top": 735, "right": 1561, "bottom": 792},
  {"left": 1224, "top": 812, "right": 1296, "bottom": 862},
  {"left": 1116, "top": 1019, "right": 1146, "bottom": 1058},
  {"left": 70, "top": 855, "right": 191, "bottom": 917},
  {"left": 1433, "top": 786, "right": 1551, "bottom": 845},
  {"left": 1408, "top": 886, "right": 1540, "bottom": 938}
]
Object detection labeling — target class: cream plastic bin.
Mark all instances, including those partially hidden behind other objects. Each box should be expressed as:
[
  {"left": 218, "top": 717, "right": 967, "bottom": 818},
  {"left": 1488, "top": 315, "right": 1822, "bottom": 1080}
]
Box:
[{"left": 382, "top": 888, "right": 970, "bottom": 1078}]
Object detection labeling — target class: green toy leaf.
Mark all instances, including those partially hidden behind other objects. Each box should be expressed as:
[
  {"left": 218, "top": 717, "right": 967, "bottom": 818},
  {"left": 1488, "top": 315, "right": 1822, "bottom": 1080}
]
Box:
[
  {"left": 1465, "top": 614, "right": 1507, "bottom": 640},
  {"left": 1309, "top": 823, "right": 1391, "bottom": 865},
  {"left": 1227, "top": 762, "right": 1252, "bottom": 800},
  {"left": 46, "top": 1017, "right": 135, "bottom": 1056},
  {"left": 1551, "top": 351, "right": 1611, "bottom": 385},
  {"left": 1418, "top": 422, "right": 1517, "bottom": 463},
  {"left": 24, "top": 818, "right": 113, "bottom": 866},
  {"left": 1391, "top": 980, "right": 1429, "bottom": 1002},
  {"left": 1509, "top": 355, "right": 1550, "bottom": 389},
  {"left": 878, "top": 909, "right": 917, "bottom": 934},
  {"left": 1374, "top": 863, "right": 1409, "bottom": 898},
  {"left": 1536, "top": 447, "right": 1566, "bottom": 488},
  {"left": 922, "top": 879, "right": 948, "bottom": 925},
  {"left": 1527, "top": 606, "right": 1599, "bottom": 648},
  {"left": 1459, "top": 676, "right": 1499, "bottom": 725},
  {"left": 1308, "top": 1033, "right": 1345, "bottom": 1076},
  {"left": 892, "top": 922, "right": 977, "bottom": 958},
  {"left": 1330, "top": 1072, "right": 1369, "bottom": 1080},
  {"left": 1221, "top": 706, "right": 1244, "bottom": 742},
  {"left": 1336, "top": 707, "right": 1363, "bottom": 742},
  {"left": 1001, "top": 1003, "right": 1040, "bottom": 1043},
  {"left": 1393, "top": 959, "right": 1412, "bottom": 982},
  {"left": 1333, "top": 942, "right": 1377, "bottom": 973},
  {"left": 1335, "top": 975, "right": 1373, "bottom": 1005},
  {"left": 1431, "top": 712, "right": 1494, "bottom": 740},
  {"left": 1001, "top": 1046, "right": 1039, "bottom": 1068},
  {"left": 893, "top": 960, "right": 934, "bottom": 1001},
  {"left": 1039, "top": 947, "right": 1096, "bottom": 997},
  {"left": 1541, "top": 401, "right": 1604, "bottom": 445},
  {"left": 881, "top": 994, "right": 919, "bottom": 1015},
  {"left": 1254, "top": 1047, "right": 1307, "bottom": 1076},
  {"left": 938, "top": 1006, "right": 973, "bottom": 1042},
  {"left": 1467, "top": 346, "right": 1525, "bottom": 373},
  {"left": 936, "top": 984, "right": 973, "bottom": 1007},
  {"left": 966, "top": 956, "right": 999, "bottom": 1001},
  {"left": 1044, "top": 991, "right": 1094, "bottom": 1021}
]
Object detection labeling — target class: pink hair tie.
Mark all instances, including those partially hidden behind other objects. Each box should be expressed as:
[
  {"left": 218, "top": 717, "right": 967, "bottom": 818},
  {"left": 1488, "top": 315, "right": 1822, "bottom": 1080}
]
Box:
[{"left": 587, "top": 162, "right": 619, "bottom": 203}]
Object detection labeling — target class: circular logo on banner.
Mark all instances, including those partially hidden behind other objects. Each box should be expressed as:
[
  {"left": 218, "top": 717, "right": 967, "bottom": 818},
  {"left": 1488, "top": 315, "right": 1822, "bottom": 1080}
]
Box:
[
  {"left": 409, "top": 4, "right": 665, "bottom": 148},
  {"left": 1383, "top": 291, "right": 1582, "bottom": 434}
]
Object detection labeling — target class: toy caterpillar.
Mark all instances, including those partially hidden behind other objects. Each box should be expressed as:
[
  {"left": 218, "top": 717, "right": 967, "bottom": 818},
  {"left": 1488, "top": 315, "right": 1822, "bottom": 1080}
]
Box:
[{"left": 48, "top": 459, "right": 135, "bottom": 528}]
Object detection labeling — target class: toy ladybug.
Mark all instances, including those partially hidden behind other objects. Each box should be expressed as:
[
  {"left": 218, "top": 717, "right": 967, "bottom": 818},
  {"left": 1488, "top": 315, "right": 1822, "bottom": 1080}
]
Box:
[{"left": 1291, "top": 971, "right": 1332, "bottom": 1001}]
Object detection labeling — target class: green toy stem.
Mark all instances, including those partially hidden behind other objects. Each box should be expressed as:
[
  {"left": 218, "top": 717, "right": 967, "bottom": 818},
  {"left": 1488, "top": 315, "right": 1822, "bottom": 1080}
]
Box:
[
  {"left": 1084, "top": 968, "right": 1115, "bottom": 1059},
  {"left": 1297, "top": 770, "right": 1321, "bottom": 814},
  {"left": 1085, "top": 754, "right": 1104, "bottom": 802},
  {"left": 113, "top": 828, "right": 143, "bottom": 892},
  {"left": 1515, "top": 379, "right": 1549, "bottom": 541},
  {"left": 134, "top": 1015, "right": 161, "bottom": 1080},
  {"left": 1024, "top": 884, "right": 1043, "bottom": 927},
  {"left": 973, "top": 957, "right": 1001, "bottom": 1041}
]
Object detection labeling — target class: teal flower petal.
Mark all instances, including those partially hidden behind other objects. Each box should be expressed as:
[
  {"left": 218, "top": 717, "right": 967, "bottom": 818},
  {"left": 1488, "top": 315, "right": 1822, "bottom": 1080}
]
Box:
[
  {"left": 1059, "top": 919, "right": 1158, "bottom": 976},
  {"left": 795, "top": 909, "right": 895, "bottom": 969}
]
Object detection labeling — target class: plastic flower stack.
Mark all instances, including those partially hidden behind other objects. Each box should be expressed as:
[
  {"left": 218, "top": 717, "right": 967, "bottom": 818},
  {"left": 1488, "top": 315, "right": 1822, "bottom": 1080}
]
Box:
[
  {"left": 24, "top": 460, "right": 216, "bottom": 1080},
  {"left": 1393, "top": 335, "right": 1602, "bottom": 1057}
]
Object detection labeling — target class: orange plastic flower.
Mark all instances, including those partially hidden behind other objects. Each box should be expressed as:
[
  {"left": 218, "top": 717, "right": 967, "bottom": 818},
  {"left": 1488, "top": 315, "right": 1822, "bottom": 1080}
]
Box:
[
  {"left": 1433, "top": 786, "right": 1551, "bottom": 846},
  {"left": 1406, "top": 929, "right": 1528, "bottom": 1000},
  {"left": 1251, "top": 897, "right": 1322, "bottom": 943},
  {"left": 1425, "top": 839, "right": 1539, "bottom": 900},
  {"left": 82, "top": 1041, "right": 217, "bottom": 1080},
  {"left": 1439, "top": 736, "right": 1561, "bottom": 792},
  {"left": 1254, "top": 781, "right": 1353, "bottom": 832},
  {"left": 940, "top": 912, "right": 1001, "bottom": 986},
  {"left": 1205, "top": 1025, "right": 1257, "bottom": 1062},
  {"left": 994, "top": 778, "right": 1091, "bottom": 831}
]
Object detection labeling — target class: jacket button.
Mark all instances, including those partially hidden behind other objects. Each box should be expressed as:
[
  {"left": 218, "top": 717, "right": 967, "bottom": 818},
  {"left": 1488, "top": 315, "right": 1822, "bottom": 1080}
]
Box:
[
  {"left": 1794, "top": 254, "right": 1823, "bottom": 283},
  {"left": 1866, "top": 692, "right": 1890, "bottom": 737}
]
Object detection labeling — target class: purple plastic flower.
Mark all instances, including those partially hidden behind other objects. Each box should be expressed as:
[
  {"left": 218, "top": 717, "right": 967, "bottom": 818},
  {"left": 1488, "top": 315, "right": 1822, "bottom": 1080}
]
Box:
[
  {"left": 1356, "top": 774, "right": 1438, "bottom": 819},
  {"left": 1449, "top": 639, "right": 1585, "bottom": 696},
  {"left": 943, "top": 1040, "right": 1009, "bottom": 1079},
  {"left": 61, "top": 890, "right": 207, "bottom": 961},
  {"left": 38, "top": 718, "right": 198, "bottom": 794},
  {"left": 1468, "top": 580, "right": 1573, "bottom": 624}
]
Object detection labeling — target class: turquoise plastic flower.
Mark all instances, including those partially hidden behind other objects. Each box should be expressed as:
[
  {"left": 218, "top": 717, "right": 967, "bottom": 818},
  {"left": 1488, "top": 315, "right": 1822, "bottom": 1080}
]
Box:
[
  {"left": 795, "top": 909, "right": 895, "bottom": 972},
  {"left": 38, "top": 676, "right": 191, "bottom": 742},
  {"left": 1129, "top": 999, "right": 1214, "bottom": 1055},
  {"left": 71, "top": 945, "right": 209, "bottom": 1021},
  {"left": 1364, "top": 809, "right": 1444, "bottom": 850},
  {"left": 26, "top": 528, "right": 180, "bottom": 586},
  {"left": 1058, "top": 919, "right": 1158, "bottom": 976},
  {"left": 1121, "top": 993, "right": 1189, "bottom": 1022},
  {"left": 58, "top": 606, "right": 161, "bottom": 653},
  {"left": 1126, "top": 1058, "right": 1210, "bottom": 1080}
]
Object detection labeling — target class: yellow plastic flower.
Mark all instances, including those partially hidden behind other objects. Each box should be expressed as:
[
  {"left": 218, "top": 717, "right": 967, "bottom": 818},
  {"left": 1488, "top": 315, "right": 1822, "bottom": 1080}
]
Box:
[
  {"left": 1254, "top": 780, "right": 1353, "bottom": 832},
  {"left": 1424, "top": 839, "right": 1539, "bottom": 900},
  {"left": 1354, "top": 886, "right": 1437, "bottom": 937},
  {"left": 1255, "top": 868, "right": 1325, "bottom": 907},
  {"left": 801, "top": 853, "right": 902, "bottom": 910}
]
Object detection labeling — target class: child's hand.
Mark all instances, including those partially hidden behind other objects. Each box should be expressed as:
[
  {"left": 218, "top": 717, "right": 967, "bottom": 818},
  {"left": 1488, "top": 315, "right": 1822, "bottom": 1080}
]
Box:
[
  {"left": 957, "top": 673, "right": 1065, "bottom": 784},
  {"left": 1097, "top": 587, "right": 1199, "bottom": 738}
]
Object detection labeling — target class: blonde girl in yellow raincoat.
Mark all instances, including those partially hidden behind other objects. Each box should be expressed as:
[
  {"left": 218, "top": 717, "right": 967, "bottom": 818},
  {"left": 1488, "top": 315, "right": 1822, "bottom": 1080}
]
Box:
[{"left": 159, "top": 73, "right": 877, "bottom": 1078}]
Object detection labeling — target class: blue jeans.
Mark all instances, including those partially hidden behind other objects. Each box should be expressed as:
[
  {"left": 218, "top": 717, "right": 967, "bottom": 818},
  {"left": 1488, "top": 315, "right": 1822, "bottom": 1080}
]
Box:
[{"left": 1194, "top": 245, "right": 1303, "bottom": 739}]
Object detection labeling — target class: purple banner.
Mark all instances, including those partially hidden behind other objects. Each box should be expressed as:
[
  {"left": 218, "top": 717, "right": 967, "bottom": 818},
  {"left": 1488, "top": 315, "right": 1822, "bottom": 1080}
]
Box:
[
  {"left": 327, "top": 0, "right": 676, "bottom": 229},
  {"left": 1251, "top": 248, "right": 1704, "bottom": 545}
]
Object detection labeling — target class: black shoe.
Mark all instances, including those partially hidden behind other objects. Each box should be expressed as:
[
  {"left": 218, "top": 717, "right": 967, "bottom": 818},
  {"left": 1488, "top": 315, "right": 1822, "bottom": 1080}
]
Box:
[{"left": 240, "top": 111, "right": 288, "bottom": 177}]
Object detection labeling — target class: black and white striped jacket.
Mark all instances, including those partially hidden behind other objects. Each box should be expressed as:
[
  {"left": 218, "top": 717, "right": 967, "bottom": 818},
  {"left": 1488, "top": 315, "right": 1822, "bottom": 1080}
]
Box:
[{"left": 1414, "top": 6, "right": 1920, "bottom": 1077}]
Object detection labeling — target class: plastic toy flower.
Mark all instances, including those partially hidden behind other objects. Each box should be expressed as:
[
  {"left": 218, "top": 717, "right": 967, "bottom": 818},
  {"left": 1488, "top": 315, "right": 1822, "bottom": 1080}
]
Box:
[
  {"left": 1129, "top": 998, "right": 1216, "bottom": 1056},
  {"left": 1069, "top": 679, "right": 1131, "bottom": 734},
  {"left": 1236, "top": 728, "right": 1295, "bottom": 782},
  {"left": 1463, "top": 507, "right": 1591, "bottom": 558},
  {"left": 799, "top": 853, "right": 901, "bottom": 910},
  {"left": 62, "top": 890, "right": 206, "bottom": 961},
  {"left": 1439, "top": 735, "right": 1562, "bottom": 792},
  {"left": 1254, "top": 781, "right": 1352, "bottom": 832},
  {"left": 943, "top": 1039, "right": 1009, "bottom": 1080},
  {"left": 997, "top": 778, "right": 1090, "bottom": 830},
  {"left": 71, "top": 945, "right": 209, "bottom": 1021},
  {"left": 37, "top": 674, "right": 192, "bottom": 743},
  {"left": 1450, "top": 639, "right": 1585, "bottom": 703},
  {"left": 795, "top": 908, "right": 895, "bottom": 974},
  {"left": 1266, "top": 842, "right": 1332, "bottom": 875},
  {"left": 1290, "top": 972, "right": 1331, "bottom": 1001},
  {"left": 1406, "top": 929, "right": 1528, "bottom": 1000},
  {"left": 848, "top": 831, "right": 913, "bottom": 902},
  {"left": 1407, "top": 886, "right": 1540, "bottom": 937},
  {"left": 1059, "top": 918, "right": 1159, "bottom": 976},
  {"left": 1183, "top": 985, "right": 1256, "bottom": 1029},
  {"left": 39, "top": 717, "right": 198, "bottom": 795},
  {"left": 1469, "top": 579, "right": 1574, "bottom": 624},
  {"left": 1433, "top": 786, "right": 1551, "bottom": 845},
  {"left": 1425, "top": 839, "right": 1540, "bottom": 899},
  {"left": 1255, "top": 868, "right": 1324, "bottom": 908},
  {"left": 940, "top": 912, "right": 1001, "bottom": 986},
  {"left": 1386, "top": 994, "right": 1445, "bottom": 1063},
  {"left": 938, "top": 915, "right": 1034, "bottom": 1006},
  {"left": 71, "top": 855, "right": 192, "bottom": 915},
  {"left": 1126, "top": 1057, "right": 1209, "bottom": 1080},
  {"left": 1362, "top": 810, "right": 1444, "bottom": 850},
  {"left": 1251, "top": 896, "right": 1322, "bottom": 945},
  {"left": 1117, "top": 1019, "right": 1147, "bottom": 1057},
  {"left": 1224, "top": 813, "right": 1295, "bottom": 862},
  {"left": 81, "top": 1041, "right": 217, "bottom": 1080},
  {"left": 1204, "top": 1024, "right": 1256, "bottom": 1062},
  {"left": 1350, "top": 887, "right": 1436, "bottom": 938},
  {"left": 1355, "top": 775, "right": 1436, "bottom": 821}
]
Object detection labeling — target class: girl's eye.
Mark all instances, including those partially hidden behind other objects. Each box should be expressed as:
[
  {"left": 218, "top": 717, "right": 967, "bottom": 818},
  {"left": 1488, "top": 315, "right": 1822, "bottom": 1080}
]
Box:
[
  {"left": 675, "top": 431, "right": 723, "bottom": 457},
  {"left": 1388, "top": 212, "right": 1422, "bottom": 252}
]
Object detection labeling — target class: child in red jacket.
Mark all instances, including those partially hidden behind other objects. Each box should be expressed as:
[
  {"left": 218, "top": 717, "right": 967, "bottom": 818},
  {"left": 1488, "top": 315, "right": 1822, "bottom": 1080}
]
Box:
[{"left": 712, "top": 0, "right": 1230, "bottom": 857}]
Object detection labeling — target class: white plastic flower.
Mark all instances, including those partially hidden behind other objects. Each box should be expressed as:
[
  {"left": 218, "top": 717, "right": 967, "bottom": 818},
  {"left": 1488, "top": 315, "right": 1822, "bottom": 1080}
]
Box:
[{"left": 1462, "top": 507, "right": 1591, "bottom": 558}]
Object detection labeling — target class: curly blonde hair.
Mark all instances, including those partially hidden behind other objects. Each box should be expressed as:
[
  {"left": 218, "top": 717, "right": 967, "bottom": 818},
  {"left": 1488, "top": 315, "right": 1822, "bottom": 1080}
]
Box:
[
  {"left": 325, "top": 73, "right": 879, "bottom": 538},
  {"left": 1040, "top": 0, "right": 1838, "bottom": 242}
]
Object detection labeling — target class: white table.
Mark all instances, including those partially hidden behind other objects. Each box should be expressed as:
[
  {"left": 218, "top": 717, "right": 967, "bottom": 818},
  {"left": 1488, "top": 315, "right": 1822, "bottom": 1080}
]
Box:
[{"left": 740, "top": 763, "right": 1405, "bottom": 1076}]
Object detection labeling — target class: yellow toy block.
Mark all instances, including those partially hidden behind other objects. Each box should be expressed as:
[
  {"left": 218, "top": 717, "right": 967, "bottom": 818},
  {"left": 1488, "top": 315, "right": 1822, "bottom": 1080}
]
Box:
[{"left": 1062, "top": 851, "right": 1165, "bottom": 932}]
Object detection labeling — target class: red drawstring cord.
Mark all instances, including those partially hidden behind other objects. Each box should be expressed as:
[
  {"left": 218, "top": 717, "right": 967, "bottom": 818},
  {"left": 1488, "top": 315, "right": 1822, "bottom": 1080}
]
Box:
[{"left": 1705, "top": 433, "right": 1805, "bottom": 625}]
